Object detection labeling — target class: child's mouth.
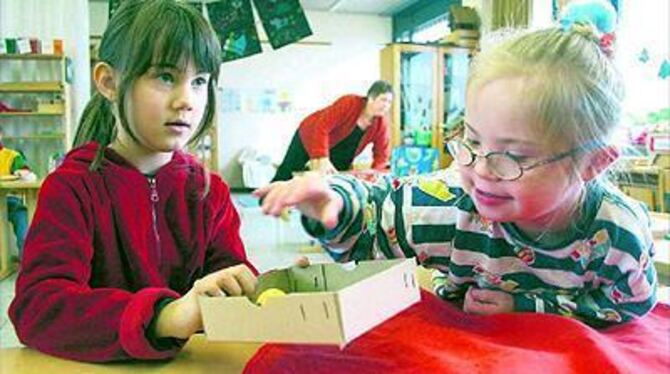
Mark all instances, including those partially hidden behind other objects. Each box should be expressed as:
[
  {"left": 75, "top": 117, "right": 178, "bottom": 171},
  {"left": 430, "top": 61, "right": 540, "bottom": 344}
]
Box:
[
  {"left": 165, "top": 121, "right": 191, "bottom": 128},
  {"left": 474, "top": 189, "right": 512, "bottom": 205}
]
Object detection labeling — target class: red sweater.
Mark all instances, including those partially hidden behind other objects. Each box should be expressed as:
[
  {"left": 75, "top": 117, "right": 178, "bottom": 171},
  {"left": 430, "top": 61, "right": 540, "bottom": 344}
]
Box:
[
  {"left": 9, "top": 142, "right": 254, "bottom": 362},
  {"left": 298, "top": 95, "right": 390, "bottom": 169}
]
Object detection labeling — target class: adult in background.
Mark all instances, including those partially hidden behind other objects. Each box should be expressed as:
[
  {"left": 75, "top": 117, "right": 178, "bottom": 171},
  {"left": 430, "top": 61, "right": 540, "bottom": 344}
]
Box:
[{"left": 271, "top": 80, "right": 393, "bottom": 182}]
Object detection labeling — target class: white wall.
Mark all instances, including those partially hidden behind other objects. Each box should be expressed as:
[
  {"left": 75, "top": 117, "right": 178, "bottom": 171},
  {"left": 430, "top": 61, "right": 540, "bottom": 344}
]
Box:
[
  {"left": 0, "top": 0, "right": 91, "bottom": 138},
  {"left": 218, "top": 10, "right": 392, "bottom": 188},
  {"left": 89, "top": 0, "right": 109, "bottom": 37}
]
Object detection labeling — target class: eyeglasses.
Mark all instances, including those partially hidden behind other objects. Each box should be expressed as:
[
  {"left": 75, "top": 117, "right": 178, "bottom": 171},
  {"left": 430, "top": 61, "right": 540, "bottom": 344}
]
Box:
[{"left": 447, "top": 138, "right": 589, "bottom": 181}]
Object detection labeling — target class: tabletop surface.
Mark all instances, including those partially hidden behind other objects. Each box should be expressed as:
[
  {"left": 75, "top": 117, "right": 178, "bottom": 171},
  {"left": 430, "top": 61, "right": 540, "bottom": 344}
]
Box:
[
  {"left": 0, "top": 335, "right": 260, "bottom": 374},
  {"left": 1, "top": 222, "right": 668, "bottom": 373},
  {"left": 0, "top": 179, "right": 42, "bottom": 189}
]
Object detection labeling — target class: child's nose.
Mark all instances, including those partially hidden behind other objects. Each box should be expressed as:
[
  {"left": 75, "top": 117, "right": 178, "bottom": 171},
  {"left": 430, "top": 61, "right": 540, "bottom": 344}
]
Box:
[
  {"left": 472, "top": 156, "right": 498, "bottom": 179},
  {"left": 172, "top": 84, "right": 194, "bottom": 111}
]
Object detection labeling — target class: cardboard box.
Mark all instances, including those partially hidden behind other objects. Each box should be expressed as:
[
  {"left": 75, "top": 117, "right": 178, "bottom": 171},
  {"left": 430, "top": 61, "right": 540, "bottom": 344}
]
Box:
[{"left": 200, "top": 258, "right": 420, "bottom": 347}]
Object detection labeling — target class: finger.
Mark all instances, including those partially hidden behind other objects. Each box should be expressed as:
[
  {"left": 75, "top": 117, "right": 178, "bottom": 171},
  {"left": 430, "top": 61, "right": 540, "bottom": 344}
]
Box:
[
  {"left": 320, "top": 199, "right": 340, "bottom": 230},
  {"left": 470, "top": 300, "right": 499, "bottom": 315},
  {"left": 217, "top": 275, "right": 243, "bottom": 296},
  {"left": 192, "top": 279, "right": 225, "bottom": 297},
  {"left": 259, "top": 183, "right": 280, "bottom": 213},
  {"left": 261, "top": 184, "right": 285, "bottom": 216},
  {"left": 463, "top": 295, "right": 475, "bottom": 313},
  {"left": 270, "top": 183, "right": 306, "bottom": 216},
  {"left": 233, "top": 266, "right": 258, "bottom": 295},
  {"left": 467, "top": 287, "right": 482, "bottom": 302},
  {"left": 253, "top": 185, "right": 271, "bottom": 198},
  {"left": 267, "top": 186, "right": 292, "bottom": 216},
  {"left": 470, "top": 288, "right": 499, "bottom": 302},
  {"left": 263, "top": 181, "right": 290, "bottom": 216},
  {"left": 294, "top": 256, "right": 310, "bottom": 268},
  {"left": 204, "top": 288, "right": 226, "bottom": 297},
  {"left": 463, "top": 287, "right": 476, "bottom": 310}
]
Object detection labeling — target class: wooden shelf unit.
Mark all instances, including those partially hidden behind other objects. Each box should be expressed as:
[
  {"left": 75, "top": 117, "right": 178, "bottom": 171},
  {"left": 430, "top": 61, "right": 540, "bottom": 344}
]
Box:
[
  {"left": 0, "top": 54, "right": 71, "bottom": 177},
  {"left": 380, "top": 43, "right": 474, "bottom": 168}
]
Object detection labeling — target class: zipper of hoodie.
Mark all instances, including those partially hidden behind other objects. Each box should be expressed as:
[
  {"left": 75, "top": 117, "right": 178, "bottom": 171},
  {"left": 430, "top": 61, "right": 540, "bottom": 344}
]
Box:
[{"left": 147, "top": 177, "right": 162, "bottom": 263}]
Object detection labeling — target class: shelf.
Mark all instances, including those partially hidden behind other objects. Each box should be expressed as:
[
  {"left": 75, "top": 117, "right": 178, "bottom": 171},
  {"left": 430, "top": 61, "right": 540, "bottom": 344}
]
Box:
[
  {"left": 0, "top": 81, "right": 63, "bottom": 92},
  {"left": 0, "top": 112, "right": 63, "bottom": 117},
  {"left": 0, "top": 56, "right": 71, "bottom": 179},
  {"left": 0, "top": 54, "right": 64, "bottom": 61}
]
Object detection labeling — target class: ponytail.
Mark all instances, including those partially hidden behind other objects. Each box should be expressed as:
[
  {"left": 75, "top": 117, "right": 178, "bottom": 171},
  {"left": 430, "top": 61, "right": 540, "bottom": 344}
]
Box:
[{"left": 73, "top": 92, "right": 117, "bottom": 170}]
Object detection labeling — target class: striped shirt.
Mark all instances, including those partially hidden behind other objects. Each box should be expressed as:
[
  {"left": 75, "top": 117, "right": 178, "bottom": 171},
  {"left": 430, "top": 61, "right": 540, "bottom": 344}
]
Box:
[{"left": 302, "top": 172, "right": 658, "bottom": 326}]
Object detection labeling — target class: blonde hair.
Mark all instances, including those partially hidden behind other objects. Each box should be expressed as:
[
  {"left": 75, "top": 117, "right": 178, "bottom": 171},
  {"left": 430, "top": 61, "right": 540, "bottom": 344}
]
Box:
[{"left": 467, "top": 23, "right": 624, "bottom": 151}]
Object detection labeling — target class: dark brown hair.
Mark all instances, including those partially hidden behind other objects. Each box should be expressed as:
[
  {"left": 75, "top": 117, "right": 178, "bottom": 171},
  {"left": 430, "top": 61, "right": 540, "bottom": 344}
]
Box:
[
  {"left": 74, "top": 0, "right": 222, "bottom": 170},
  {"left": 366, "top": 80, "right": 392, "bottom": 99}
]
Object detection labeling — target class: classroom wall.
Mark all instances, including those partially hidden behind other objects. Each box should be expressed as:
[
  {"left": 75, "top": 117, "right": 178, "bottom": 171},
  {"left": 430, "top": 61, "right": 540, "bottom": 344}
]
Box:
[{"left": 218, "top": 10, "right": 392, "bottom": 188}]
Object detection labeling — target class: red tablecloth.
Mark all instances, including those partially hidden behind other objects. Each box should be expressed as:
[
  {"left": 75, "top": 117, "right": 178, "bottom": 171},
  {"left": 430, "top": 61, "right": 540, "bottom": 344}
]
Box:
[{"left": 245, "top": 290, "right": 670, "bottom": 373}]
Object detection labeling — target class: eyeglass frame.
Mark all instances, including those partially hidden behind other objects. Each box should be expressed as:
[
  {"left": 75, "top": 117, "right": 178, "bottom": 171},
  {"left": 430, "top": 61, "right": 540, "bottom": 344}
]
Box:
[{"left": 446, "top": 138, "right": 596, "bottom": 181}]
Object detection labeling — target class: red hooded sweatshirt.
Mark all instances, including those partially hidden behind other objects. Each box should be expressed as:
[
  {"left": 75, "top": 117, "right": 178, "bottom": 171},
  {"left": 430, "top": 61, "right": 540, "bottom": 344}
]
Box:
[
  {"left": 298, "top": 95, "right": 390, "bottom": 169},
  {"left": 9, "top": 142, "right": 254, "bottom": 362}
]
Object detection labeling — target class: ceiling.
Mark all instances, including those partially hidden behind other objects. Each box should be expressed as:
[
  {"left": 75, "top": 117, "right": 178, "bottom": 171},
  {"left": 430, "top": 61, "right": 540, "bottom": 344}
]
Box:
[{"left": 300, "top": 0, "right": 418, "bottom": 16}]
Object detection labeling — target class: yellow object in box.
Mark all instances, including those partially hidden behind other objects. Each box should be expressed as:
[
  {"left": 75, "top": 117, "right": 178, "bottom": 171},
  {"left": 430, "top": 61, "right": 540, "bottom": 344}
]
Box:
[
  {"left": 199, "top": 259, "right": 420, "bottom": 347},
  {"left": 256, "top": 288, "right": 287, "bottom": 305},
  {"left": 37, "top": 102, "right": 64, "bottom": 114}
]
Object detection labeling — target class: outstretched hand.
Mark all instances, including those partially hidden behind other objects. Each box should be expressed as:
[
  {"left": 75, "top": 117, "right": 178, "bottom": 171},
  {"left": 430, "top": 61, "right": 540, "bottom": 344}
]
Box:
[{"left": 253, "top": 172, "right": 344, "bottom": 230}]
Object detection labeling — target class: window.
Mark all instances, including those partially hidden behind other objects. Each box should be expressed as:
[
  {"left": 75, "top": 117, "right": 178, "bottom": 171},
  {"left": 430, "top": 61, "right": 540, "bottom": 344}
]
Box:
[{"left": 617, "top": 0, "right": 669, "bottom": 125}]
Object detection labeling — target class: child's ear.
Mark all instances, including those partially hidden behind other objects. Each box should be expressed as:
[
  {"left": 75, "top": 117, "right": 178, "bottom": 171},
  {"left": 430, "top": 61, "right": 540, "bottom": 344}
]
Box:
[
  {"left": 579, "top": 146, "right": 619, "bottom": 182},
  {"left": 93, "top": 62, "right": 118, "bottom": 102}
]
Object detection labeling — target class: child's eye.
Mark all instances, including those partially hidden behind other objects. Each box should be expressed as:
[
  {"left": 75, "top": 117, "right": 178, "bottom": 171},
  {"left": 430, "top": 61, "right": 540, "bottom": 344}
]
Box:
[
  {"left": 505, "top": 152, "right": 531, "bottom": 164},
  {"left": 464, "top": 138, "right": 480, "bottom": 148},
  {"left": 156, "top": 72, "right": 175, "bottom": 84},
  {"left": 192, "top": 76, "right": 209, "bottom": 87}
]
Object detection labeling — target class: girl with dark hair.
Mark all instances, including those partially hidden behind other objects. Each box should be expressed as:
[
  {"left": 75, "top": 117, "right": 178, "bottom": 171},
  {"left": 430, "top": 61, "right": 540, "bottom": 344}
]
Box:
[{"left": 9, "top": 0, "right": 257, "bottom": 362}]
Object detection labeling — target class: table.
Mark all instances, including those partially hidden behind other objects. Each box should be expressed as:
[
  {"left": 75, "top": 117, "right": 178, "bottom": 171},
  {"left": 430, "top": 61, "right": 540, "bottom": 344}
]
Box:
[
  {"left": 0, "top": 268, "right": 436, "bottom": 374},
  {"left": 0, "top": 231, "right": 667, "bottom": 373},
  {"left": 0, "top": 179, "right": 41, "bottom": 279},
  {"left": 0, "top": 335, "right": 261, "bottom": 374},
  {"left": 650, "top": 213, "right": 670, "bottom": 284}
]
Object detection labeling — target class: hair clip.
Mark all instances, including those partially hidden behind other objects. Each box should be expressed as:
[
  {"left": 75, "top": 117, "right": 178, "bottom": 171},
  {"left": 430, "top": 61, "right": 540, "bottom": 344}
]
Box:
[{"left": 599, "top": 32, "right": 615, "bottom": 57}]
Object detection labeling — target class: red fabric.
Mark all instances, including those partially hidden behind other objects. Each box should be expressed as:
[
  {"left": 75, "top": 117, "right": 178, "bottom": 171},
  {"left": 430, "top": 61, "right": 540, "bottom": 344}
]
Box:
[
  {"left": 245, "top": 290, "right": 670, "bottom": 373},
  {"left": 9, "top": 142, "right": 255, "bottom": 362},
  {"left": 298, "top": 95, "right": 390, "bottom": 169}
]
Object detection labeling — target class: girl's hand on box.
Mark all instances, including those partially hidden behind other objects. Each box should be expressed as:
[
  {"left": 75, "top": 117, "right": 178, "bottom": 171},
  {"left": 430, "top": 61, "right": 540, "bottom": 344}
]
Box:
[
  {"left": 254, "top": 172, "right": 343, "bottom": 230},
  {"left": 154, "top": 264, "right": 257, "bottom": 339},
  {"left": 463, "top": 287, "right": 514, "bottom": 315}
]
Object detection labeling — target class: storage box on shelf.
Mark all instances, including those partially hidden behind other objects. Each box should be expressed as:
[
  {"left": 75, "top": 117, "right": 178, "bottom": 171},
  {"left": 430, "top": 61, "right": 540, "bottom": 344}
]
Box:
[
  {"left": 0, "top": 53, "right": 71, "bottom": 178},
  {"left": 380, "top": 43, "right": 475, "bottom": 171},
  {"left": 614, "top": 156, "right": 670, "bottom": 213}
]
